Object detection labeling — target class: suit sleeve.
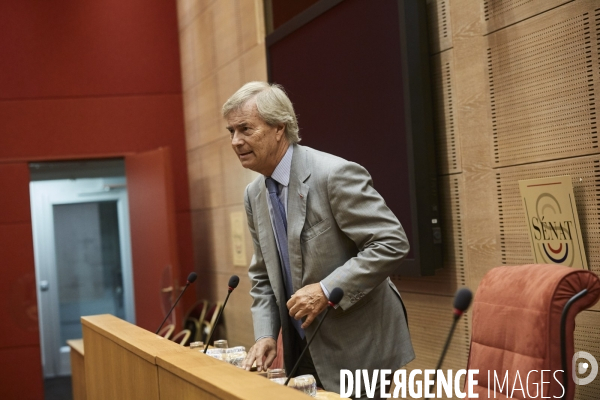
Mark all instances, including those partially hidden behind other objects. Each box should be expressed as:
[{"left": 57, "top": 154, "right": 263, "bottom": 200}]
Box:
[
  {"left": 245, "top": 186, "right": 281, "bottom": 340},
  {"left": 320, "top": 161, "right": 410, "bottom": 310}
]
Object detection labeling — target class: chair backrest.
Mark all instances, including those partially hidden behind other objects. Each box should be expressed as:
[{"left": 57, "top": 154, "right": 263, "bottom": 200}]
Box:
[
  {"left": 467, "top": 264, "right": 600, "bottom": 400},
  {"left": 183, "top": 299, "right": 209, "bottom": 342},
  {"left": 184, "top": 317, "right": 201, "bottom": 343},
  {"left": 201, "top": 301, "right": 223, "bottom": 343},
  {"left": 157, "top": 323, "right": 175, "bottom": 340},
  {"left": 184, "top": 299, "right": 209, "bottom": 324},
  {"left": 171, "top": 329, "right": 191, "bottom": 346}
]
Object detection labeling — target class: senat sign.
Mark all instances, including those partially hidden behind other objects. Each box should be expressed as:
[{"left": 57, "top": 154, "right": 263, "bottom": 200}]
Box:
[{"left": 519, "top": 176, "right": 588, "bottom": 269}]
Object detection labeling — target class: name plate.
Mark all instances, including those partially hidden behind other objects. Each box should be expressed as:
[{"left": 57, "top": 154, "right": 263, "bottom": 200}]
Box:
[{"left": 518, "top": 175, "right": 588, "bottom": 269}]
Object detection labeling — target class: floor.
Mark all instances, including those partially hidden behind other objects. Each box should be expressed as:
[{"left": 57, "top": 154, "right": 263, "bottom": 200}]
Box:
[{"left": 44, "top": 377, "right": 73, "bottom": 400}]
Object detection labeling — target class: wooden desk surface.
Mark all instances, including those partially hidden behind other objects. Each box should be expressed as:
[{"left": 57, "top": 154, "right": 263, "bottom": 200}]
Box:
[
  {"left": 67, "top": 338, "right": 84, "bottom": 356},
  {"left": 157, "top": 350, "right": 314, "bottom": 399},
  {"left": 81, "top": 314, "right": 186, "bottom": 363},
  {"left": 315, "top": 390, "right": 346, "bottom": 399},
  {"left": 250, "top": 371, "right": 346, "bottom": 399}
]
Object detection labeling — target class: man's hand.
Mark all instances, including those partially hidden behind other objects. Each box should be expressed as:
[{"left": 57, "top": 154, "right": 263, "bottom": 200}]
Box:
[
  {"left": 287, "top": 283, "right": 329, "bottom": 329},
  {"left": 241, "top": 337, "right": 277, "bottom": 372}
]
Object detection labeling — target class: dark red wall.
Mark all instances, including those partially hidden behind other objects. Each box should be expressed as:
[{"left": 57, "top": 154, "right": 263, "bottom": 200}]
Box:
[{"left": 0, "top": 0, "right": 190, "bottom": 394}]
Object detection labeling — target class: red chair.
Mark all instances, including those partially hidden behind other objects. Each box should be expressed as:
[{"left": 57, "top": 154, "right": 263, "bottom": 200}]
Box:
[{"left": 466, "top": 264, "right": 600, "bottom": 400}]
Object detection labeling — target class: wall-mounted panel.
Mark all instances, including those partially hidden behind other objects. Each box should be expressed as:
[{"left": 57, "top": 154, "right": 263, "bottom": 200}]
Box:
[
  {"left": 0, "top": 346, "right": 43, "bottom": 399},
  {"left": 431, "top": 49, "right": 461, "bottom": 174},
  {"left": 483, "top": 0, "right": 572, "bottom": 33},
  {"left": 0, "top": 0, "right": 182, "bottom": 100},
  {"left": 574, "top": 310, "right": 600, "bottom": 400},
  {"left": 0, "top": 163, "right": 31, "bottom": 223},
  {"left": 495, "top": 155, "right": 600, "bottom": 308},
  {"left": 0, "top": 223, "right": 38, "bottom": 348},
  {"left": 394, "top": 174, "right": 466, "bottom": 295},
  {"left": 427, "top": 0, "right": 453, "bottom": 53},
  {"left": 487, "top": 0, "right": 599, "bottom": 167}
]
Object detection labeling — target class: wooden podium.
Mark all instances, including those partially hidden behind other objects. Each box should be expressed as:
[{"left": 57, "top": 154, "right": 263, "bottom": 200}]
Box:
[{"left": 80, "top": 314, "right": 328, "bottom": 399}]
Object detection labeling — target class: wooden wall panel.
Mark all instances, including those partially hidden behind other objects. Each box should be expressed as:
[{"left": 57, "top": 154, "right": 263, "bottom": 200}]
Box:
[
  {"left": 180, "top": 0, "right": 265, "bottom": 349},
  {"left": 574, "top": 311, "right": 600, "bottom": 400},
  {"left": 176, "top": 0, "right": 205, "bottom": 32},
  {"left": 483, "top": 0, "right": 573, "bottom": 33},
  {"left": 427, "top": 0, "right": 453, "bottom": 53},
  {"left": 394, "top": 174, "right": 466, "bottom": 295},
  {"left": 431, "top": 49, "right": 462, "bottom": 175},
  {"left": 191, "top": 10, "right": 217, "bottom": 83},
  {"left": 187, "top": 141, "right": 225, "bottom": 211},
  {"left": 179, "top": 20, "right": 197, "bottom": 92},
  {"left": 450, "top": 0, "right": 500, "bottom": 293},
  {"left": 196, "top": 75, "right": 221, "bottom": 147},
  {"left": 402, "top": 293, "right": 471, "bottom": 400},
  {"left": 487, "top": 0, "right": 600, "bottom": 167}
]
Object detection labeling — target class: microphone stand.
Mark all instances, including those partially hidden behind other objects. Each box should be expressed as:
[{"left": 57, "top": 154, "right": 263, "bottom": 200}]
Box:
[
  {"left": 203, "top": 287, "right": 234, "bottom": 353},
  {"left": 284, "top": 306, "right": 333, "bottom": 386},
  {"left": 425, "top": 312, "right": 462, "bottom": 399},
  {"left": 156, "top": 281, "right": 190, "bottom": 334}
]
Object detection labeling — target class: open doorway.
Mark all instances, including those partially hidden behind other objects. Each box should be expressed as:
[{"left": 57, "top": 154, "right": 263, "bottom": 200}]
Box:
[{"left": 29, "top": 159, "right": 135, "bottom": 378}]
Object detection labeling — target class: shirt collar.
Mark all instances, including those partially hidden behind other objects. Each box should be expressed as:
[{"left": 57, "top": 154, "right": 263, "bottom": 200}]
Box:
[{"left": 268, "top": 145, "right": 293, "bottom": 187}]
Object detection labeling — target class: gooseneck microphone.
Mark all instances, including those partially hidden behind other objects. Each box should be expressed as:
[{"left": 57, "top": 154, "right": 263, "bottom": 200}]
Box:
[
  {"left": 425, "top": 287, "right": 473, "bottom": 399},
  {"left": 156, "top": 272, "right": 198, "bottom": 334},
  {"left": 284, "top": 287, "right": 344, "bottom": 386},
  {"left": 203, "top": 275, "right": 240, "bottom": 353}
]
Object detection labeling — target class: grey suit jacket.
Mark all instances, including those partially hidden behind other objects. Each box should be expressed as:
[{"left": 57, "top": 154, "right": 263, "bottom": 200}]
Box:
[{"left": 244, "top": 144, "right": 414, "bottom": 392}]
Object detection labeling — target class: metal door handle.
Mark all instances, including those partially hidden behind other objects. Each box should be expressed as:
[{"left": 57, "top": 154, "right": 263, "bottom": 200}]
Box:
[{"left": 40, "top": 280, "right": 49, "bottom": 291}]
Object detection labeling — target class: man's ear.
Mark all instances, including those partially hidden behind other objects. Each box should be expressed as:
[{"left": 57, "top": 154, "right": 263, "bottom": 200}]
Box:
[{"left": 275, "top": 124, "right": 286, "bottom": 141}]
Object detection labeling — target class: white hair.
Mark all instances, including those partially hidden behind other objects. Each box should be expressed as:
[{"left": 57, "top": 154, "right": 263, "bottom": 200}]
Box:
[{"left": 222, "top": 81, "right": 300, "bottom": 144}]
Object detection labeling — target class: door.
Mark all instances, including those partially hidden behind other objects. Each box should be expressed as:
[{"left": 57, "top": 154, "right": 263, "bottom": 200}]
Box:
[
  {"left": 30, "top": 177, "right": 135, "bottom": 377},
  {"left": 0, "top": 162, "right": 44, "bottom": 398},
  {"left": 126, "top": 147, "right": 180, "bottom": 332}
]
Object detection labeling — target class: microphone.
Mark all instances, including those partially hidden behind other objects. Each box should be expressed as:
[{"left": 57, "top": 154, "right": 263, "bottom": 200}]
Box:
[
  {"left": 284, "top": 287, "right": 344, "bottom": 386},
  {"left": 425, "top": 287, "right": 472, "bottom": 399},
  {"left": 156, "top": 272, "right": 198, "bottom": 334},
  {"left": 203, "top": 275, "right": 240, "bottom": 353},
  {"left": 452, "top": 287, "right": 472, "bottom": 319}
]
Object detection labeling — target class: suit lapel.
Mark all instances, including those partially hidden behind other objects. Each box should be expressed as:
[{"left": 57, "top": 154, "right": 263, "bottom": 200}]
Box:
[{"left": 287, "top": 145, "right": 310, "bottom": 292}]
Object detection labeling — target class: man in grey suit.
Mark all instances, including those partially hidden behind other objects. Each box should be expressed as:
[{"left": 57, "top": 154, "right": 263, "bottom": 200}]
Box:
[{"left": 223, "top": 81, "right": 414, "bottom": 397}]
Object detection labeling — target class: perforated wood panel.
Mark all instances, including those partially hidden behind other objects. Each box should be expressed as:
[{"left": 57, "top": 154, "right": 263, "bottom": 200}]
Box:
[
  {"left": 394, "top": 174, "right": 465, "bottom": 295},
  {"left": 495, "top": 155, "right": 600, "bottom": 312},
  {"left": 487, "top": 0, "right": 600, "bottom": 167},
  {"left": 401, "top": 293, "right": 471, "bottom": 400},
  {"left": 426, "top": 0, "right": 452, "bottom": 53},
  {"left": 431, "top": 49, "right": 461, "bottom": 175},
  {"left": 574, "top": 311, "right": 600, "bottom": 400},
  {"left": 483, "top": 0, "right": 572, "bottom": 33}
]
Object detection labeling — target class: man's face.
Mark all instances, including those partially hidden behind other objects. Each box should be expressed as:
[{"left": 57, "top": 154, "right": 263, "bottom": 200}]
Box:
[{"left": 226, "top": 99, "right": 287, "bottom": 176}]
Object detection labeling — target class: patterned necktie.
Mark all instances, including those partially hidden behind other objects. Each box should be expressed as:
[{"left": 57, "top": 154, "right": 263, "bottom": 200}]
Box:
[{"left": 265, "top": 177, "right": 304, "bottom": 338}]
